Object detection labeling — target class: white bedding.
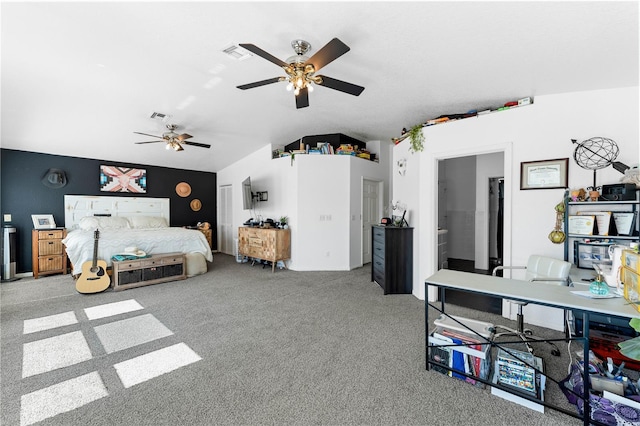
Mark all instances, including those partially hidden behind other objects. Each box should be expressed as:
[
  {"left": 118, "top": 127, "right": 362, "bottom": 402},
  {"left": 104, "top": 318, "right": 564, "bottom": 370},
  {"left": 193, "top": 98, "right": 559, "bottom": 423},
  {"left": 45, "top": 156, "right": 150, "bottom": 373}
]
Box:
[{"left": 63, "top": 227, "right": 213, "bottom": 275}]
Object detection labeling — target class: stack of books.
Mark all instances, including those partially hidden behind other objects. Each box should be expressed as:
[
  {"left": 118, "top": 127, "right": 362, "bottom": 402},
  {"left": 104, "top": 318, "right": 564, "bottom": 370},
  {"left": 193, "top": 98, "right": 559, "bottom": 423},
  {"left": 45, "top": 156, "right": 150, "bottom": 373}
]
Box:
[{"left": 491, "top": 348, "right": 546, "bottom": 412}]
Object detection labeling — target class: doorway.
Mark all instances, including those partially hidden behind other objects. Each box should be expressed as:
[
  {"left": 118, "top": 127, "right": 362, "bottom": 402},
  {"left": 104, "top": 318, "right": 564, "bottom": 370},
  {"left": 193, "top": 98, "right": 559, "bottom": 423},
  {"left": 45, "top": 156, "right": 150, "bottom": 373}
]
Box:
[{"left": 438, "top": 154, "right": 504, "bottom": 315}]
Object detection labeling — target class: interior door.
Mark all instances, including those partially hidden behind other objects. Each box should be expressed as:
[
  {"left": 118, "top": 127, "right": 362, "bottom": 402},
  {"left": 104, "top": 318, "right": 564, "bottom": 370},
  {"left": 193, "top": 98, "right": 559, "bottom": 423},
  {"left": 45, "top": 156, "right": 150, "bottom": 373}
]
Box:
[
  {"left": 362, "top": 179, "right": 380, "bottom": 264},
  {"left": 218, "top": 185, "right": 233, "bottom": 255}
]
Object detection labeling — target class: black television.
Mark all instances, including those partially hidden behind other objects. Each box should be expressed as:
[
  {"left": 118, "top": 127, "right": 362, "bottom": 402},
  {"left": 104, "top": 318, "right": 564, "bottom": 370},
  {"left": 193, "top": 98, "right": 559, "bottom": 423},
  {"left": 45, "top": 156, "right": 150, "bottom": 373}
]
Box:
[{"left": 242, "top": 177, "right": 253, "bottom": 210}]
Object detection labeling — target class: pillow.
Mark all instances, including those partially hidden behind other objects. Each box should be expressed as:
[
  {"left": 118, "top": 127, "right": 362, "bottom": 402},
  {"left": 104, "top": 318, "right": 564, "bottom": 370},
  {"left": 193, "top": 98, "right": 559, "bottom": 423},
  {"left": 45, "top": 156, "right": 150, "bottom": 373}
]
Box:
[
  {"left": 128, "top": 215, "right": 168, "bottom": 229},
  {"left": 78, "top": 216, "right": 130, "bottom": 231}
]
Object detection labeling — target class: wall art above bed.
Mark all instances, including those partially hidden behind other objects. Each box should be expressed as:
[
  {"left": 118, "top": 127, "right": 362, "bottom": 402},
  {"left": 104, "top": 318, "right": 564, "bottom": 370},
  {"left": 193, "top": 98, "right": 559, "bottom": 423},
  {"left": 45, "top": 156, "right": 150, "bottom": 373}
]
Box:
[{"left": 100, "top": 165, "right": 147, "bottom": 193}]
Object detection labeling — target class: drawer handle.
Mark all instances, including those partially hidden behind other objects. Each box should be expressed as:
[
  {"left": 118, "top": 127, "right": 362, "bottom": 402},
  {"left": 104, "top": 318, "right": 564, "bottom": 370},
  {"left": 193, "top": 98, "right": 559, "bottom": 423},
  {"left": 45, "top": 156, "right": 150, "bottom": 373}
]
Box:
[{"left": 48, "top": 242, "right": 54, "bottom": 245}]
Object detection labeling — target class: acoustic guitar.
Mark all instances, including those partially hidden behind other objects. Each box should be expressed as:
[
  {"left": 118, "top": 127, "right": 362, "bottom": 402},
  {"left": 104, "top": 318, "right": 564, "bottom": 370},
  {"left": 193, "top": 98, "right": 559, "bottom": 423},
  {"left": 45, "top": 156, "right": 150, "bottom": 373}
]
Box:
[{"left": 76, "top": 229, "right": 110, "bottom": 294}]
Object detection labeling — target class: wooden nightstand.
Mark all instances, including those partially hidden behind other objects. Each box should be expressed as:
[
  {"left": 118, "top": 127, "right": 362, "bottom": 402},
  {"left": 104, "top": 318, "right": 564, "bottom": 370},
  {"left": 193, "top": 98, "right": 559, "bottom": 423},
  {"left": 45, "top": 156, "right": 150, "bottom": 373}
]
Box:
[
  {"left": 199, "top": 228, "right": 212, "bottom": 249},
  {"left": 32, "top": 228, "right": 68, "bottom": 279}
]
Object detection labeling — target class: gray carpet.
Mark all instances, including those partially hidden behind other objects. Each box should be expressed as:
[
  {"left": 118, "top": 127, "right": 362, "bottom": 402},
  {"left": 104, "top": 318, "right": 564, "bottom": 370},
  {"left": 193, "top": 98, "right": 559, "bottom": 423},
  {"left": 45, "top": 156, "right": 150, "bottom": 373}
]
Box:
[{"left": 1, "top": 254, "right": 582, "bottom": 425}]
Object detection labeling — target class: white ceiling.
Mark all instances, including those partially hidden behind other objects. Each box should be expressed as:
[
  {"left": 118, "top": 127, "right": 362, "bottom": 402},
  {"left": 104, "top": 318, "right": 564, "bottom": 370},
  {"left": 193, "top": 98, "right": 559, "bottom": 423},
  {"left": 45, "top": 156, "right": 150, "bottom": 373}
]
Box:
[{"left": 1, "top": 1, "right": 638, "bottom": 173}]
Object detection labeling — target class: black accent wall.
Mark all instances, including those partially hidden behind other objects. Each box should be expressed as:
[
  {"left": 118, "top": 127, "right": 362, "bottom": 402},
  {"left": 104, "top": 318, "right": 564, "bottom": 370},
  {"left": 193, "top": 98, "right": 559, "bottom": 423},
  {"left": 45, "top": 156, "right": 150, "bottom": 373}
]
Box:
[{"left": 1, "top": 149, "right": 217, "bottom": 274}]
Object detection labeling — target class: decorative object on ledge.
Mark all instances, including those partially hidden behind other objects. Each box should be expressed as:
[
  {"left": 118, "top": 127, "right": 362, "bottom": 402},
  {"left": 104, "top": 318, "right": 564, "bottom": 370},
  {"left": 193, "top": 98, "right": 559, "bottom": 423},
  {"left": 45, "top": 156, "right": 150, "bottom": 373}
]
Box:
[
  {"left": 391, "top": 97, "right": 533, "bottom": 145},
  {"left": 572, "top": 137, "right": 624, "bottom": 191},
  {"left": 407, "top": 124, "right": 425, "bottom": 153},
  {"left": 520, "top": 158, "right": 568, "bottom": 190}
]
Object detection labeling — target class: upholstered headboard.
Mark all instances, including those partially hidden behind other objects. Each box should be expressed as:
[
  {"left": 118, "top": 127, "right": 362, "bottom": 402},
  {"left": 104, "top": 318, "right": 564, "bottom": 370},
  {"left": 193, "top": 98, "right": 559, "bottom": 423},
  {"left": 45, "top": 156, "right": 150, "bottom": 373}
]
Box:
[{"left": 64, "top": 195, "right": 170, "bottom": 230}]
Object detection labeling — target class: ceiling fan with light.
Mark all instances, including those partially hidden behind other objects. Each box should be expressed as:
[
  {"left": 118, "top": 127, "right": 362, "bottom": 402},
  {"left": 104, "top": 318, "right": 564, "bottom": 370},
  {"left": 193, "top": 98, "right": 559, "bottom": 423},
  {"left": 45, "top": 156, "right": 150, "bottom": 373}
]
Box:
[
  {"left": 133, "top": 124, "right": 211, "bottom": 151},
  {"left": 236, "top": 38, "right": 365, "bottom": 109}
]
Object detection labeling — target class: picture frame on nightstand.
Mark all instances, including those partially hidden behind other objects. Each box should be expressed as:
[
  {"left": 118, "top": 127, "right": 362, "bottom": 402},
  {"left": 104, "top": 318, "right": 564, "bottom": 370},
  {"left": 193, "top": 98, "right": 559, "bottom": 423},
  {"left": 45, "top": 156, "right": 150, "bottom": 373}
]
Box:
[{"left": 31, "top": 214, "right": 56, "bottom": 229}]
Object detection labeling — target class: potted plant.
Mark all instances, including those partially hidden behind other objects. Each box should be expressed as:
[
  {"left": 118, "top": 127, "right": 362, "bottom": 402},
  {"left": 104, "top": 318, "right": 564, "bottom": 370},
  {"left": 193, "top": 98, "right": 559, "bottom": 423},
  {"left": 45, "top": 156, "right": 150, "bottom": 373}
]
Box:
[
  {"left": 407, "top": 124, "right": 425, "bottom": 153},
  {"left": 279, "top": 216, "right": 288, "bottom": 229}
]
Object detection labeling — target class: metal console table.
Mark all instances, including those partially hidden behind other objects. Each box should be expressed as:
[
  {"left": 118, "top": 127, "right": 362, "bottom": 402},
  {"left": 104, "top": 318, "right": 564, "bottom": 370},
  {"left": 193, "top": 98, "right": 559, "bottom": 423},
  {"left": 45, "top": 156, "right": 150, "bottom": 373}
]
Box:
[{"left": 425, "top": 269, "right": 640, "bottom": 426}]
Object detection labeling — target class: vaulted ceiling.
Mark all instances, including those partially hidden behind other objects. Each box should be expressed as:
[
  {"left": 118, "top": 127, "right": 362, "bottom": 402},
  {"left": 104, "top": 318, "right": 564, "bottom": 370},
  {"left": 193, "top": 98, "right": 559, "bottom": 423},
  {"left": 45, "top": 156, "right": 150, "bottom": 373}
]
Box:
[{"left": 1, "top": 1, "right": 638, "bottom": 172}]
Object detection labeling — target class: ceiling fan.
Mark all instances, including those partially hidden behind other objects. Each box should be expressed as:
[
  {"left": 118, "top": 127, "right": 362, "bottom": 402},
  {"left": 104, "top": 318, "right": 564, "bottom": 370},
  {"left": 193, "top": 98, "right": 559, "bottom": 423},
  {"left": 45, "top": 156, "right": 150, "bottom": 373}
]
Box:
[
  {"left": 236, "top": 38, "right": 365, "bottom": 109},
  {"left": 133, "top": 124, "right": 211, "bottom": 151}
]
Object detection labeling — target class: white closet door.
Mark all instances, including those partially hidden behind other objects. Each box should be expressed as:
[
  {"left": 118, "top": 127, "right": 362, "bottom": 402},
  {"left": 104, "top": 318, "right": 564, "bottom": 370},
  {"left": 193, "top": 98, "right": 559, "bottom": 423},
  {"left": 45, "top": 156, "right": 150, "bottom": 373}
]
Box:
[{"left": 218, "top": 185, "right": 233, "bottom": 255}]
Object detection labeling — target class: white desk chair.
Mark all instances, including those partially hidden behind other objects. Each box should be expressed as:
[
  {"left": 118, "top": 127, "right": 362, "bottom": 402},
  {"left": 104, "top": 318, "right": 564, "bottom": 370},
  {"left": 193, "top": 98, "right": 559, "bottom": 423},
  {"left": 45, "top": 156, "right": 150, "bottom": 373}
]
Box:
[{"left": 492, "top": 255, "right": 571, "bottom": 356}]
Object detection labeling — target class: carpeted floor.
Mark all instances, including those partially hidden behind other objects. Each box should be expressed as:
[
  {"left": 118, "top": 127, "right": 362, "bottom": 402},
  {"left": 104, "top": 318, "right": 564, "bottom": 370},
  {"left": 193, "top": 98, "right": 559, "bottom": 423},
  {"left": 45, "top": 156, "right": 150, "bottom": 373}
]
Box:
[{"left": 1, "top": 254, "right": 582, "bottom": 425}]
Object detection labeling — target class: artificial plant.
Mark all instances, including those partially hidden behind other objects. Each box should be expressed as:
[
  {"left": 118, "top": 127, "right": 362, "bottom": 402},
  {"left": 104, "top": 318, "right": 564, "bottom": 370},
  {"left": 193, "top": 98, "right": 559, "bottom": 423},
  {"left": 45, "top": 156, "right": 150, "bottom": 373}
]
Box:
[
  {"left": 618, "top": 318, "right": 640, "bottom": 360},
  {"left": 407, "top": 124, "right": 425, "bottom": 153}
]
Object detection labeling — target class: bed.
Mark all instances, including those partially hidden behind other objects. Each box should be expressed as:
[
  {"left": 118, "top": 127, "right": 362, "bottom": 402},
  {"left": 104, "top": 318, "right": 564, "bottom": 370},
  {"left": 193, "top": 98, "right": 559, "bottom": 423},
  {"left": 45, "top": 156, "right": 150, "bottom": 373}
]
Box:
[{"left": 62, "top": 195, "right": 213, "bottom": 276}]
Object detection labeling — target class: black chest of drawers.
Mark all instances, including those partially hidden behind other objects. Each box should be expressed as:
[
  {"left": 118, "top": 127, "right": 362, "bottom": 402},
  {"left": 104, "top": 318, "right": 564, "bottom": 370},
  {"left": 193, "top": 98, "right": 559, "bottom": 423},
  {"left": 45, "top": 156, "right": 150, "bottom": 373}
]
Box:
[{"left": 371, "top": 225, "right": 413, "bottom": 294}]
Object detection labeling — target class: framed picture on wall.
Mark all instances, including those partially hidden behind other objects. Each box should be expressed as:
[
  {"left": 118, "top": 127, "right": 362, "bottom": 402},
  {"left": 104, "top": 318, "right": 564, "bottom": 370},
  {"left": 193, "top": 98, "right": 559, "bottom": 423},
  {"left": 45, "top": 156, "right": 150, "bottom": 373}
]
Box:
[
  {"left": 520, "top": 158, "right": 568, "bottom": 190},
  {"left": 31, "top": 214, "right": 56, "bottom": 229},
  {"left": 100, "top": 165, "right": 147, "bottom": 193}
]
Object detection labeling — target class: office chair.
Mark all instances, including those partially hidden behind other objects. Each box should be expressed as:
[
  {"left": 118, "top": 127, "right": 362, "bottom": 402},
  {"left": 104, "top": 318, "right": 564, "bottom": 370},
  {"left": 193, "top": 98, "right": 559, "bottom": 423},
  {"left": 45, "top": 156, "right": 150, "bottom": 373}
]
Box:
[{"left": 492, "top": 255, "right": 572, "bottom": 356}]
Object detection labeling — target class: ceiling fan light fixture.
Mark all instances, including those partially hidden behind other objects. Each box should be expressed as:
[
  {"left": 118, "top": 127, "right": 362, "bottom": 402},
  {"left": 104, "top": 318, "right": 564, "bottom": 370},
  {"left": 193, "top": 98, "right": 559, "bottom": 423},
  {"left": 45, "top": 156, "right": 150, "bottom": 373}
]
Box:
[
  {"left": 307, "top": 84, "right": 314, "bottom": 93},
  {"left": 286, "top": 82, "right": 293, "bottom": 91}
]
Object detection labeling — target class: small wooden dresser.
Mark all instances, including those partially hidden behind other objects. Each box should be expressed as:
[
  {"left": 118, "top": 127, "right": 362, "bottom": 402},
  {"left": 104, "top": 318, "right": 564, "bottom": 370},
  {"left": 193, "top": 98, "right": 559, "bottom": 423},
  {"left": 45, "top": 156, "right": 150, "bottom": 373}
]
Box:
[
  {"left": 32, "top": 228, "right": 68, "bottom": 279},
  {"left": 238, "top": 226, "right": 290, "bottom": 272}
]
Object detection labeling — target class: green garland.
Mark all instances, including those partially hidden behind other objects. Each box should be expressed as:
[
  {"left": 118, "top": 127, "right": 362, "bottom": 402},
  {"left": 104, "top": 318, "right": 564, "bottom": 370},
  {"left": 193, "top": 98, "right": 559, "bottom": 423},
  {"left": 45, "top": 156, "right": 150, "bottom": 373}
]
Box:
[{"left": 408, "top": 124, "right": 425, "bottom": 153}]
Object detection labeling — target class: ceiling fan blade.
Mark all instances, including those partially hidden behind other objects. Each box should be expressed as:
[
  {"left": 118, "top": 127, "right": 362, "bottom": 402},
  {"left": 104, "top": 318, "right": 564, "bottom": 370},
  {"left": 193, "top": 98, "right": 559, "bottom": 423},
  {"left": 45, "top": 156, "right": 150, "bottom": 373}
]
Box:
[
  {"left": 183, "top": 141, "right": 211, "bottom": 149},
  {"left": 295, "top": 87, "right": 309, "bottom": 109},
  {"left": 237, "top": 77, "right": 283, "bottom": 90},
  {"left": 177, "top": 133, "right": 193, "bottom": 141},
  {"left": 134, "top": 131, "right": 163, "bottom": 138},
  {"left": 306, "top": 38, "right": 350, "bottom": 72},
  {"left": 317, "top": 75, "right": 365, "bottom": 96},
  {"left": 135, "top": 141, "right": 165, "bottom": 144},
  {"left": 175, "top": 144, "right": 185, "bottom": 152},
  {"left": 239, "top": 43, "right": 289, "bottom": 68}
]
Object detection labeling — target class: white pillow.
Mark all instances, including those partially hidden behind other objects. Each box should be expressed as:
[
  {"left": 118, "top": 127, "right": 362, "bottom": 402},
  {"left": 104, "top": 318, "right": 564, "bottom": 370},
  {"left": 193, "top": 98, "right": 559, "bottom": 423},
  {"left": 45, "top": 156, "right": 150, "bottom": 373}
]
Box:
[
  {"left": 128, "top": 215, "right": 168, "bottom": 229},
  {"left": 78, "top": 216, "right": 131, "bottom": 231}
]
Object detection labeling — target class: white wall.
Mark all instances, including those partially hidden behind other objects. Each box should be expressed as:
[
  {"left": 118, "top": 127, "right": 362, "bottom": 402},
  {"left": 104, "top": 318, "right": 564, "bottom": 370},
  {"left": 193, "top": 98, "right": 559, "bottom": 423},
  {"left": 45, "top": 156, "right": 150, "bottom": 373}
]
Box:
[
  {"left": 217, "top": 141, "right": 391, "bottom": 271},
  {"left": 394, "top": 86, "right": 639, "bottom": 330}
]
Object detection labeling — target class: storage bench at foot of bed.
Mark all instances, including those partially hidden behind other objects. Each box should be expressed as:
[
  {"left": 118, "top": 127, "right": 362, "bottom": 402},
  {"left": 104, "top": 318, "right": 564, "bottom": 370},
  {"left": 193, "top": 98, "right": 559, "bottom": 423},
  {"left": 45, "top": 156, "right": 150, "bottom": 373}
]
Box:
[{"left": 112, "top": 253, "right": 186, "bottom": 291}]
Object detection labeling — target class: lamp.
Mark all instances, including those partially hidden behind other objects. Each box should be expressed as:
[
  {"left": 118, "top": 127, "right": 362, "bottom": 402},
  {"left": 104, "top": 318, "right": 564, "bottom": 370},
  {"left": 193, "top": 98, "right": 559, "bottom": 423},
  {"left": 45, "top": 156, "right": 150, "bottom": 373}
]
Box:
[{"left": 282, "top": 40, "right": 323, "bottom": 97}]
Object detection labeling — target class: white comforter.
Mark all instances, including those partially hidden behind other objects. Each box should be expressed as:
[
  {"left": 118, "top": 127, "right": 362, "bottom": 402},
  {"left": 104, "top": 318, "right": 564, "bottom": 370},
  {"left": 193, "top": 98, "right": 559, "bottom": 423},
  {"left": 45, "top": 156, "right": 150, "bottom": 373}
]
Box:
[{"left": 63, "top": 227, "right": 213, "bottom": 275}]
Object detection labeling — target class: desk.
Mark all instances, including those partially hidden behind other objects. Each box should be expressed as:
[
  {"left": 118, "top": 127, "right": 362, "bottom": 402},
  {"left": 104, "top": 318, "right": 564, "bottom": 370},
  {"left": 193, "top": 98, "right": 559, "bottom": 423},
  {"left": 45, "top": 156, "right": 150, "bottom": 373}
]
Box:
[{"left": 425, "top": 269, "right": 639, "bottom": 426}]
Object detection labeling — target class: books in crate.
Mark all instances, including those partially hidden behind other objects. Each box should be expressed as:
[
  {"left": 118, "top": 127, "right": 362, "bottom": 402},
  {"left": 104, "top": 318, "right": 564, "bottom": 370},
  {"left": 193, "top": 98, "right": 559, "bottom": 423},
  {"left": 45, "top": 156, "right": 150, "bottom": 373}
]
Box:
[
  {"left": 491, "top": 348, "right": 546, "bottom": 413},
  {"left": 428, "top": 327, "right": 491, "bottom": 388}
]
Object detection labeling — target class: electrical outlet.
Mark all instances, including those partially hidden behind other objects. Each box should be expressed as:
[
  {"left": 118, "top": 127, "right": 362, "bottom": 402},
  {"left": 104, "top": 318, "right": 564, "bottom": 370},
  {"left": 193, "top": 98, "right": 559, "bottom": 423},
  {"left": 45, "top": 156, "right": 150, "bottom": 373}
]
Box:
[{"left": 3, "top": 214, "right": 11, "bottom": 222}]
